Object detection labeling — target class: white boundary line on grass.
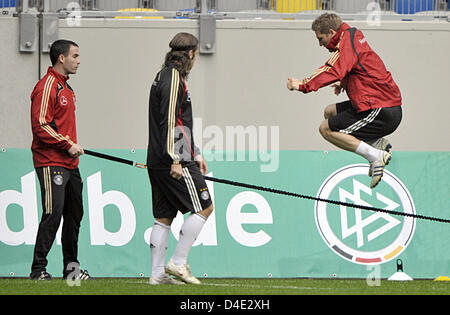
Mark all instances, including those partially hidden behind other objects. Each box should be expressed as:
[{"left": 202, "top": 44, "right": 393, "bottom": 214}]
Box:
[
  {"left": 127, "top": 279, "right": 333, "bottom": 290},
  {"left": 202, "top": 282, "right": 333, "bottom": 291}
]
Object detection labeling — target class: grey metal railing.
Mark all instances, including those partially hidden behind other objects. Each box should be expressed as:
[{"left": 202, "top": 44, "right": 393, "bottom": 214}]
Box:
[
  {"left": 7, "top": 0, "right": 449, "bottom": 56},
  {"left": 9, "top": 0, "right": 448, "bottom": 14},
  {"left": 328, "top": 0, "right": 448, "bottom": 14},
  {"left": 150, "top": 0, "right": 450, "bottom": 14}
]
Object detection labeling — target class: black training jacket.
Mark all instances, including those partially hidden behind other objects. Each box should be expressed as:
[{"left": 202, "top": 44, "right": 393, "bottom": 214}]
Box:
[{"left": 147, "top": 64, "right": 200, "bottom": 168}]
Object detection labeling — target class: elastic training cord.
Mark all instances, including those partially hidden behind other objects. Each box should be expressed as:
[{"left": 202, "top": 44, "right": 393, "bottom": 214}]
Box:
[
  {"left": 83, "top": 150, "right": 450, "bottom": 224},
  {"left": 203, "top": 175, "right": 450, "bottom": 224}
]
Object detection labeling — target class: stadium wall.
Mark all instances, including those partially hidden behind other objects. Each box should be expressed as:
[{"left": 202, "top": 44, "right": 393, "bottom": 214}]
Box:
[{"left": 1, "top": 17, "right": 449, "bottom": 151}]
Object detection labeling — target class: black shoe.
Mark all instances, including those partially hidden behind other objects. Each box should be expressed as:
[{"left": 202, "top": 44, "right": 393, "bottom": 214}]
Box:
[
  {"left": 77, "top": 269, "right": 92, "bottom": 280},
  {"left": 63, "top": 269, "right": 92, "bottom": 280},
  {"left": 30, "top": 270, "right": 52, "bottom": 280}
]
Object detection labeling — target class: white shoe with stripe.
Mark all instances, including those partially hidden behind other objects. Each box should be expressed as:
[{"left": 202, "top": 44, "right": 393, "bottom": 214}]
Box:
[
  {"left": 149, "top": 273, "right": 184, "bottom": 285},
  {"left": 367, "top": 138, "right": 392, "bottom": 176},
  {"left": 370, "top": 150, "right": 391, "bottom": 189},
  {"left": 165, "top": 259, "right": 201, "bottom": 284}
]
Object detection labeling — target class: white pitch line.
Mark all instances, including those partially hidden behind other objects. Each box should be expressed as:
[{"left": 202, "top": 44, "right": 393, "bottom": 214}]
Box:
[
  {"left": 126, "top": 279, "right": 336, "bottom": 291},
  {"left": 202, "top": 282, "right": 332, "bottom": 291}
]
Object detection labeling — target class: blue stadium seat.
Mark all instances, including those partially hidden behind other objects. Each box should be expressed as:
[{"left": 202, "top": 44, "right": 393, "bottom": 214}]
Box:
[
  {"left": 0, "top": 0, "right": 16, "bottom": 8},
  {"left": 395, "top": 0, "right": 435, "bottom": 14}
]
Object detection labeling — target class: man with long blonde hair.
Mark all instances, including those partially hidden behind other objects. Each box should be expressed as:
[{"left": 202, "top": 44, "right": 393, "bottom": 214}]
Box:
[{"left": 146, "top": 33, "right": 213, "bottom": 285}]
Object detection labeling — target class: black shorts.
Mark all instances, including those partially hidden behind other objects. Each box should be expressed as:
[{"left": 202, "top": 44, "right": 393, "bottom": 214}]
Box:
[
  {"left": 328, "top": 100, "right": 402, "bottom": 142},
  {"left": 147, "top": 162, "right": 212, "bottom": 219}
]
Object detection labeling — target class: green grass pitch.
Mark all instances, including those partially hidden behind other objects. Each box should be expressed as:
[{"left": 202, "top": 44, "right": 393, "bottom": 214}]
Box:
[{"left": 1, "top": 278, "right": 449, "bottom": 295}]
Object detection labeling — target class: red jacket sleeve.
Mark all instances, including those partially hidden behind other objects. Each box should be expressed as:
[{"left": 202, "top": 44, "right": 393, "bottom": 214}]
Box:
[
  {"left": 30, "top": 77, "right": 74, "bottom": 151},
  {"left": 299, "top": 32, "right": 356, "bottom": 93}
]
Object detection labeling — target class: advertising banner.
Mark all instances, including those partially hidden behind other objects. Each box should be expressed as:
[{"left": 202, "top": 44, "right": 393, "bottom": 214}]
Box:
[{"left": 1, "top": 149, "right": 449, "bottom": 279}]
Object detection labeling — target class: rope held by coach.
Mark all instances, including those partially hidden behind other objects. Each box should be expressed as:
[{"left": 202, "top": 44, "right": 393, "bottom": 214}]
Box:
[
  {"left": 83, "top": 150, "right": 450, "bottom": 224},
  {"left": 202, "top": 176, "right": 450, "bottom": 224}
]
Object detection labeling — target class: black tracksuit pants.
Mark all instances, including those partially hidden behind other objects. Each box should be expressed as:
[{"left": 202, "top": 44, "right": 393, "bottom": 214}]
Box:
[{"left": 31, "top": 166, "right": 84, "bottom": 276}]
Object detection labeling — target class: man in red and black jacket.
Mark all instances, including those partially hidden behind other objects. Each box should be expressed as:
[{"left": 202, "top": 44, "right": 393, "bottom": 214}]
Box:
[
  {"left": 30, "top": 39, "right": 90, "bottom": 281},
  {"left": 287, "top": 13, "right": 402, "bottom": 188}
]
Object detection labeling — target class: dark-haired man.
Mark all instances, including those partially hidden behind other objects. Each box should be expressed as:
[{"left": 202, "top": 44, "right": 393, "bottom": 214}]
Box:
[
  {"left": 287, "top": 13, "right": 402, "bottom": 188},
  {"left": 30, "top": 39, "right": 91, "bottom": 280}
]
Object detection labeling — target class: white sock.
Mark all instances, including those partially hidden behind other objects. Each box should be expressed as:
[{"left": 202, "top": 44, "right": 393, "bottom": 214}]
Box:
[
  {"left": 355, "top": 141, "right": 382, "bottom": 163},
  {"left": 172, "top": 213, "right": 206, "bottom": 266},
  {"left": 150, "top": 221, "right": 170, "bottom": 278}
]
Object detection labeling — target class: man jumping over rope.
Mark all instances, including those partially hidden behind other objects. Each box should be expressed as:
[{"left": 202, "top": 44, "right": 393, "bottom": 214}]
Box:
[{"left": 287, "top": 13, "right": 402, "bottom": 188}]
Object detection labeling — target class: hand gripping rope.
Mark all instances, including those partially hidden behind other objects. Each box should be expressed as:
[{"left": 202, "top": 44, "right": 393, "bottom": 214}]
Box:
[{"left": 84, "top": 150, "right": 450, "bottom": 224}]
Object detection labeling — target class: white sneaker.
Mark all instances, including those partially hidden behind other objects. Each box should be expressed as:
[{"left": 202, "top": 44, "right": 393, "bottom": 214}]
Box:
[
  {"left": 149, "top": 273, "right": 184, "bottom": 285},
  {"left": 367, "top": 138, "right": 392, "bottom": 176},
  {"left": 370, "top": 150, "right": 392, "bottom": 189},
  {"left": 165, "top": 259, "right": 201, "bottom": 284}
]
